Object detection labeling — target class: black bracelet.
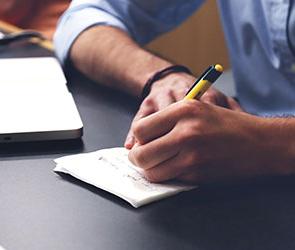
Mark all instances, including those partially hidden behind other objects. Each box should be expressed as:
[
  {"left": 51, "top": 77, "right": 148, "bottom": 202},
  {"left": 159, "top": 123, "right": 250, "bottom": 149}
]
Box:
[{"left": 141, "top": 65, "right": 192, "bottom": 101}]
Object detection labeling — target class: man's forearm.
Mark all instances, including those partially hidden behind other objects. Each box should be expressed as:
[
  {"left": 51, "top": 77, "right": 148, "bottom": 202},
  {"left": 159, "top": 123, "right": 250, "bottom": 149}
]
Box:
[
  {"left": 264, "top": 117, "right": 295, "bottom": 175},
  {"left": 70, "top": 25, "right": 172, "bottom": 97}
]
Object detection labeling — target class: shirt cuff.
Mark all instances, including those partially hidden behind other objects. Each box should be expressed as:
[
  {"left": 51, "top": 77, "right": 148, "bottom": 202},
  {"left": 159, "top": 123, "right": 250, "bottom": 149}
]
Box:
[{"left": 53, "top": 6, "right": 128, "bottom": 65}]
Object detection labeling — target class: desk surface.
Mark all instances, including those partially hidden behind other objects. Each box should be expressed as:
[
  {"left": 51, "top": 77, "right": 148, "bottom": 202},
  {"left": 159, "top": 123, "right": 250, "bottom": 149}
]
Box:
[{"left": 2, "top": 42, "right": 295, "bottom": 250}]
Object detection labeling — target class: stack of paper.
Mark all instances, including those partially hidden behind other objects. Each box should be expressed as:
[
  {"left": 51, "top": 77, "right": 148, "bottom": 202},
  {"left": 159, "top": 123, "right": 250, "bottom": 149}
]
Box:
[{"left": 54, "top": 147, "right": 197, "bottom": 208}]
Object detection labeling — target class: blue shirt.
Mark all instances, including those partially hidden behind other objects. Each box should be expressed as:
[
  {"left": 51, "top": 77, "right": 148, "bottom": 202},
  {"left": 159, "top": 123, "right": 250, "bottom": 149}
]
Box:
[{"left": 54, "top": 0, "right": 295, "bottom": 116}]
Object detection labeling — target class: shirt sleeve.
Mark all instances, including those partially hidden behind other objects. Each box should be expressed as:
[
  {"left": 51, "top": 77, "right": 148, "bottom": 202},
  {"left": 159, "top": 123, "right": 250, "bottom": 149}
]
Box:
[{"left": 53, "top": 0, "right": 204, "bottom": 64}]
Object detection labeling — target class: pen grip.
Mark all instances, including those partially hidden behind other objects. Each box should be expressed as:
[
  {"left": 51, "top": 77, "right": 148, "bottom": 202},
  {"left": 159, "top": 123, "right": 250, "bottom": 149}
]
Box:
[{"left": 184, "top": 80, "right": 212, "bottom": 100}]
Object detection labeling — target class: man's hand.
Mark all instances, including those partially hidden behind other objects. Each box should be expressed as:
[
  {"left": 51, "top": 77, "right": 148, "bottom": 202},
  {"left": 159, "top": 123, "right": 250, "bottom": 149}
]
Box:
[
  {"left": 124, "top": 73, "right": 242, "bottom": 149},
  {"left": 70, "top": 26, "right": 242, "bottom": 151},
  {"left": 70, "top": 26, "right": 242, "bottom": 152},
  {"left": 128, "top": 100, "right": 283, "bottom": 184}
]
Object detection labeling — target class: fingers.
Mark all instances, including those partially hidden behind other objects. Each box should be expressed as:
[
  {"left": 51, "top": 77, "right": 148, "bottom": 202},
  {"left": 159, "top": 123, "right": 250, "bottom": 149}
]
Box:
[
  {"left": 125, "top": 129, "right": 136, "bottom": 149},
  {"left": 125, "top": 84, "right": 185, "bottom": 149},
  {"left": 227, "top": 97, "right": 244, "bottom": 111},
  {"left": 142, "top": 152, "right": 195, "bottom": 183},
  {"left": 132, "top": 100, "right": 199, "bottom": 144},
  {"left": 125, "top": 93, "right": 176, "bottom": 149},
  {"left": 128, "top": 127, "right": 181, "bottom": 170},
  {"left": 124, "top": 99, "right": 157, "bottom": 149},
  {"left": 200, "top": 87, "right": 228, "bottom": 107},
  {"left": 200, "top": 87, "right": 244, "bottom": 112},
  {"left": 125, "top": 73, "right": 196, "bottom": 149}
]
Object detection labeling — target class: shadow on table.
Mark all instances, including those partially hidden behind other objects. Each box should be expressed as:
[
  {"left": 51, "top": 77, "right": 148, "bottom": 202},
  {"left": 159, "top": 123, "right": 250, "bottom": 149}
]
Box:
[
  {"left": 55, "top": 161, "right": 295, "bottom": 250},
  {"left": 55, "top": 172, "right": 135, "bottom": 210},
  {"left": 138, "top": 177, "right": 295, "bottom": 250},
  {"left": 0, "top": 139, "right": 84, "bottom": 158}
]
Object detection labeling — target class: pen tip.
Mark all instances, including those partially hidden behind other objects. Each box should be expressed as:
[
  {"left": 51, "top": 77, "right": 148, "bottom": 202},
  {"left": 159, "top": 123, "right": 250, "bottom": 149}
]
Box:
[{"left": 214, "top": 64, "right": 223, "bottom": 72}]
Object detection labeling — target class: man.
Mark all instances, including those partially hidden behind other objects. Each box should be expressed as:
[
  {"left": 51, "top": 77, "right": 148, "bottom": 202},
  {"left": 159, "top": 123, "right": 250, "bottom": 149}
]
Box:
[{"left": 54, "top": 1, "right": 295, "bottom": 183}]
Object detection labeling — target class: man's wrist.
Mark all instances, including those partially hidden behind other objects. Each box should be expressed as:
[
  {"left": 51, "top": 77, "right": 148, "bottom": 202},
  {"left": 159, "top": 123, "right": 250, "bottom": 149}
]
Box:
[{"left": 140, "top": 65, "right": 192, "bottom": 101}]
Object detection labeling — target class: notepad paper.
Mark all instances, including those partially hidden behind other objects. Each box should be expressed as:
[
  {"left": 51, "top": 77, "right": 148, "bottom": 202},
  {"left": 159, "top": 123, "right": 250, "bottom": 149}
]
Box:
[{"left": 54, "top": 147, "right": 197, "bottom": 208}]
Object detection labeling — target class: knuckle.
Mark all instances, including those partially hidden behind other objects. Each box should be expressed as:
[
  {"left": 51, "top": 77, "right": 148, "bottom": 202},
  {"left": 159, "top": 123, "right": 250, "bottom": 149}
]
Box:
[
  {"left": 182, "top": 129, "right": 196, "bottom": 144},
  {"left": 184, "top": 152, "right": 200, "bottom": 167},
  {"left": 202, "top": 92, "right": 218, "bottom": 103},
  {"left": 190, "top": 119, "right": 207, "bottom": 135},
  {"left": 144, "top": 169, "right": 161, "bottom": 183},
  {"left": 203, "top": 91, "right": 216, "bottom": 99},
  {"left": 162, "top": 87, "right": 174, "bottom": 97},
  {"left": 172, "top": 131, "right": 185, "bottom": 146},
  {"left": 132, "top": 149, "right": 150, "bottom": 169},
  {"left": 132, "top": 121, "right": 143, "bottom": 136},
  {"left": 168, "top": 89, "right": 174, "bottom": 98},
  {"left": 208, "top": 87, "right": 221, "bottom": 95},
  {"left": 180, "top": 100, "right": 200, "bottom": 116},
  {"left": 172, "top": 123, "right": 194, "bottom": 144},
  {"left": 176, "top": 121, "right": 204, "bottom": 144},
  {"left": 132, "top": 120, "right": 144, "bottom": 138},
  {"left": 142, "top": 97, "right": 155, "bottom": 108}
]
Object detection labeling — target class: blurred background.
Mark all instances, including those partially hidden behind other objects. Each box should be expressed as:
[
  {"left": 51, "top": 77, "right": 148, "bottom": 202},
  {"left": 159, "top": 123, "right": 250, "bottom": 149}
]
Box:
[
  {"left": 147, "top": 0, "right": 230, "bottom": 75},
  {"left": 0, "top": 0, "right": 69, "bottom": 39},
  {"left": 0, "top": 0, "right": 230, "bottom": 74}
]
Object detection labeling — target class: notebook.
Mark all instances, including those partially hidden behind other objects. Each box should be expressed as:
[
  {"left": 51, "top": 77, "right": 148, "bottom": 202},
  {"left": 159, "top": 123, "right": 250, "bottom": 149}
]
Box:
[
  {"left": 0, "top": 57, "right": 83, "bottom": 142},
  {"left": 54, "top": 147, "right": 197, "bottom": 208}
]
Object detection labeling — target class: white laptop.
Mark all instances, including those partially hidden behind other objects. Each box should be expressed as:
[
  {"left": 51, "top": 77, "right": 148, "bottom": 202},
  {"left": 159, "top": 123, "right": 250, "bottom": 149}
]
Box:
[{"left": 0, "top": 57, "right": 83, "bottom": 143}]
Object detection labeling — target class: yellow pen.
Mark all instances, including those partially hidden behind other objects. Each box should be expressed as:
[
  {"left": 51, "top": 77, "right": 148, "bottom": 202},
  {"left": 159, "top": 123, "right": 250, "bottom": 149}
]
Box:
[{"left": 184, "top": 64, "right": 223, "bottom": 100}]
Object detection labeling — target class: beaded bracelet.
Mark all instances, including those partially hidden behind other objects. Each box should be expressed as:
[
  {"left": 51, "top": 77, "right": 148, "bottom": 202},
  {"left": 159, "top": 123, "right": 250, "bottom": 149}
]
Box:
[{"left": 140, "top": 65, "right": 192, "bottom": 101}]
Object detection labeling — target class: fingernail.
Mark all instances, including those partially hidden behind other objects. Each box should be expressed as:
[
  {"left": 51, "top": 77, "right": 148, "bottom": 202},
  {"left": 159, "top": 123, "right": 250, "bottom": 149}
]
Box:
[{"left": 124, "top": 136, "right": 135, "bottom": 149}]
